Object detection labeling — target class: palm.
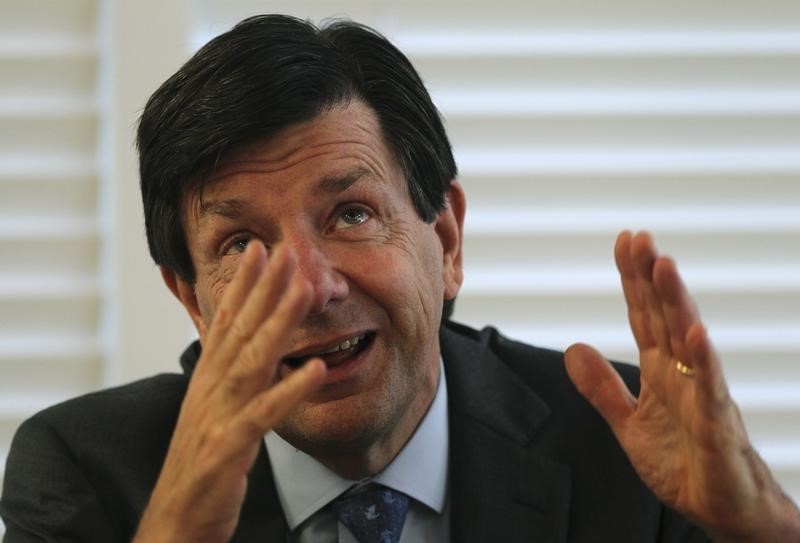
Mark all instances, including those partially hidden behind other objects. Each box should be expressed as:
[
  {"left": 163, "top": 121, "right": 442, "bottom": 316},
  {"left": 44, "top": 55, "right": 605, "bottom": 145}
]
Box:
[
  {"left": 564, "top": 231, "right": 780, "bottom": 540},
  {"left": 625, "top": 349, "right": 714, "bottom": 507}
]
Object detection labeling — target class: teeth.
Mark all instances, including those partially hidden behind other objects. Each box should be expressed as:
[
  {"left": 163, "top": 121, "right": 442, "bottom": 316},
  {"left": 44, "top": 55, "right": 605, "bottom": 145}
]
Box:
[{"left": 316, "top": 334, "right": 365, "bottom": 356}]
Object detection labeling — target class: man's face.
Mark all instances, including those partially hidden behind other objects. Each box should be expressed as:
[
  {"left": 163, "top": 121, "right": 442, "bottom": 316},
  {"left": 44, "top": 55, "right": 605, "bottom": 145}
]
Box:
[{"left": 171, "top": 101, "right": 464, "bottom": 472}]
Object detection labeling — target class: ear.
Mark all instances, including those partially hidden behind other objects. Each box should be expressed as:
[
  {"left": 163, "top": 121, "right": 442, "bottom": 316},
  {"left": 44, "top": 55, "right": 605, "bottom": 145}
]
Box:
[
  {"left": 435, "top": 179, "right": 466, "bottom": 301},
  {"left": 160, "top": 267, "right": 210, "bottom": 340}
]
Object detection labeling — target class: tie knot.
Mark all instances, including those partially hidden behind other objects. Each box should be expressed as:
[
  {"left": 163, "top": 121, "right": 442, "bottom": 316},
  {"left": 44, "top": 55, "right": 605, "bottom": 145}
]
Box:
[{"left": 331, "top": 483, "right": 410, "bottom": 543}]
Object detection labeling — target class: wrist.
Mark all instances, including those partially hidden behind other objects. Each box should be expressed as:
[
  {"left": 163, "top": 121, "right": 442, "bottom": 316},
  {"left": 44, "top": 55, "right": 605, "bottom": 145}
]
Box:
[
  {"left": 710, "top": 487, "right": 800, "bottom": 543},
  {"left": 133, "top": 508, "right": 184, "bottom": 543}
]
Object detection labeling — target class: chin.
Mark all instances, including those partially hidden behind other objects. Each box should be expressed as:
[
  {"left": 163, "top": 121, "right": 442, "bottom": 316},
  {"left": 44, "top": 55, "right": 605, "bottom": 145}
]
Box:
[{"left": 275, "top": 392, "right": 401, "bottom": 456}]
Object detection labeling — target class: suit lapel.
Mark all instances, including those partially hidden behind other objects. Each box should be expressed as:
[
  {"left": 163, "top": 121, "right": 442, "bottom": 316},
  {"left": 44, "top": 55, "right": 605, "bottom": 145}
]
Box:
[
  {"left": 231, "top": 445, "right": 289, "bottom": 542},
  {"left": 441, "top": 325, "right": 572, "bottom": 543},
  {"left": 182, "top": 332, "right": 573, "bottom": 542}
]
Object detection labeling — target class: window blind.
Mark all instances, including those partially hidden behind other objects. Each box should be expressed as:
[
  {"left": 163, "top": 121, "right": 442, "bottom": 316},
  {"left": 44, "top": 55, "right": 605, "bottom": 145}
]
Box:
[{"left": 0, "top": 1, "right": 101, "bottom": 529}]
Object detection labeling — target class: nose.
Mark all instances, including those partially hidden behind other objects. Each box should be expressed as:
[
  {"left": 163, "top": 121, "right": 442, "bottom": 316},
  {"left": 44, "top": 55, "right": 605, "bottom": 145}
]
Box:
[{"left": 287, "top": 237, "right": 349, "bottom": 314}]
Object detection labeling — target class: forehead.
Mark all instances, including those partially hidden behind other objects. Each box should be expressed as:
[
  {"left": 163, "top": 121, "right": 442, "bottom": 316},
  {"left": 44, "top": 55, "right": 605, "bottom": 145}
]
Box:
[
  {"left": 216, "top": 101, "right": 391, "bottom": 182},
  {"left": 185, "top": 101, "right": 402, "bottom": 213}
]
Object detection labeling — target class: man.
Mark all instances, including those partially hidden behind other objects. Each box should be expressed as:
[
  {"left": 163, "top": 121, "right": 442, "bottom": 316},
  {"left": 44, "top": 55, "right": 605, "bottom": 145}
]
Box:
[{"left": 2, "top": 14, "right": 798, "bottom": 543}]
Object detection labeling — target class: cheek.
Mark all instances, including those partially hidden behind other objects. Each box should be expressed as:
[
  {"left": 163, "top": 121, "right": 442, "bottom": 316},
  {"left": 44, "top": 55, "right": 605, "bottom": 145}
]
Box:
[
  {"left": 370, "top": 224, "right": 445, "bottom": 317},
  {"left": 403, "top": 224, "right": 445, "bottom": 288},
  {"left": 196, "top": 264, "right": 237, "bottom": 323}
]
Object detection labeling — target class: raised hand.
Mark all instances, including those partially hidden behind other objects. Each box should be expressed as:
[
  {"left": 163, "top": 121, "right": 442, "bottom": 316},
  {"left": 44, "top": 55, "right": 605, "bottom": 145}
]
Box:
[
  {"left": 564, "top": 230, "right": 800, "bottom": 542},
  {"left": 133, "top": 242, "right": 326, "bottom": 543}
]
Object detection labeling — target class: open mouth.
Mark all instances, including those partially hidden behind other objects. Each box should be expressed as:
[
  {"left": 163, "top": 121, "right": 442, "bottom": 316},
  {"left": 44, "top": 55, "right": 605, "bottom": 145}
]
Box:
[{"left": 282, "top": 332, "right": 375, "bottom": 369}]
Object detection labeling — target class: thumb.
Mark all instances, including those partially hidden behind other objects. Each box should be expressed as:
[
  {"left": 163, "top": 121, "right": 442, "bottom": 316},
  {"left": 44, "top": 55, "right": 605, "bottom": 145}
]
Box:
[{"left": 565, "top": 343, "right": 636, "bottom": 433}]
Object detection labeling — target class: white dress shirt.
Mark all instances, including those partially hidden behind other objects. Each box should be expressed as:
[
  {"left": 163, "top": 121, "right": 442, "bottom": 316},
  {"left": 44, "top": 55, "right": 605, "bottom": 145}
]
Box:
[{"left": 264, "top": 361, "right": 450, "bottom": 542}]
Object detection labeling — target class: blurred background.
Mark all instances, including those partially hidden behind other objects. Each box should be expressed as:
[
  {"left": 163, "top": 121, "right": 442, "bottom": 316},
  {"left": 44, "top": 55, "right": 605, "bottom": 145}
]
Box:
[{"left": 1, "top": 0, "right": 799, "bottom": 534}]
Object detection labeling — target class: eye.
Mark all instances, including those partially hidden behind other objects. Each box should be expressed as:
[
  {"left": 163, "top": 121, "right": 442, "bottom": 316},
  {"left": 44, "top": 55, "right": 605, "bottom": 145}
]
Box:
[
  {"left": 335, "top": 207, "right": 371, "bottom": 229},
  {"left": 224, "top": 236, "right": 252, "bottom": 255}
]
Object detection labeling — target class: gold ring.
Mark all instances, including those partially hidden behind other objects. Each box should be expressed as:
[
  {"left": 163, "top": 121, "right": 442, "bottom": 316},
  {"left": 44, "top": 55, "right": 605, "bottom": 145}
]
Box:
[{"left": 675, "top": 360, "right": 696, "bottom": 377}]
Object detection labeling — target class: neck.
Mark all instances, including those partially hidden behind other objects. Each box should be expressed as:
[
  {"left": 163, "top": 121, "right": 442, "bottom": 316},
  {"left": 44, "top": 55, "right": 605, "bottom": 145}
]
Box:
[{"left": 313, "top": 364, "right": 440, "bottom": 480}]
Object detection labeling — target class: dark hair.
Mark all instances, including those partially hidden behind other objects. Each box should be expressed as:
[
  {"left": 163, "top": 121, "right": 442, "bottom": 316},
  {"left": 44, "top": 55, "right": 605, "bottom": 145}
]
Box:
[{"left": 138, "top": 14, "right": 458, "bottom": 317}]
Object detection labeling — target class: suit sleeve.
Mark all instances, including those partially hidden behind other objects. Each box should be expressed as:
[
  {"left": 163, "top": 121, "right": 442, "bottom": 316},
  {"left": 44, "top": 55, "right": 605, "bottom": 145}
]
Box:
[
  {"left": 1, "top": 415, "right": 118, "bottom": 543},
  {"left": 657, "top": 502, "right": 712, "bottom": 542}
]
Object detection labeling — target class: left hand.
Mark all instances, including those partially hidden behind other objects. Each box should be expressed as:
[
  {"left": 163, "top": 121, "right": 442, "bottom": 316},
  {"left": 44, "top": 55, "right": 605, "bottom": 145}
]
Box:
[{"left": 564, "top": 230, "right": 800, "bottom": 542}]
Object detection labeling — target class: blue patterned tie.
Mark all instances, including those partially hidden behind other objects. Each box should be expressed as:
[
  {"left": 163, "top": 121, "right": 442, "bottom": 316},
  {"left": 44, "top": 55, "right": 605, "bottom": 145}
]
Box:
[{"left": 331, "top": 483, "right": 410, "bottom": 543}]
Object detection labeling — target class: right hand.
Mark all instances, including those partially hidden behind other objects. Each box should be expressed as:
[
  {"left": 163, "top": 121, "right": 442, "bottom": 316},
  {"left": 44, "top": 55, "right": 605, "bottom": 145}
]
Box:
[{"left": 133, "top": 242, "right": 326, "bottom": 543}]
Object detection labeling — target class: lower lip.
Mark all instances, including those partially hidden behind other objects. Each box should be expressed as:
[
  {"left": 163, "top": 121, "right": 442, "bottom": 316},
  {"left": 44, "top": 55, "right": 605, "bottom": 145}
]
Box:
[{"left": 282, "top": 335, "right": 374, "bottom": 385}]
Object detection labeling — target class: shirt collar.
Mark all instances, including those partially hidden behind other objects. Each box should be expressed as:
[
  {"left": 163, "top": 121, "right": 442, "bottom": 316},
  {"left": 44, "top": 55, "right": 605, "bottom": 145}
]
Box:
[{"left": 265, "top": 359, "right": 449, "bottom": 530}]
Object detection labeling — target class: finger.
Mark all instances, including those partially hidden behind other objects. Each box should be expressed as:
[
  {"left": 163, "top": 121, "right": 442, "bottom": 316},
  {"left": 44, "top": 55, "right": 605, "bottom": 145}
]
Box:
[
  {"left": 213, "top": 245, "right": 295, "bottom": 368},
  {"left": 631, "top": 231, "right": 673, "bottom": 357},
  {"left": 201, "top": 242, "right": 269, "bottom": 372},
  {"left": 565, "top": 342, "right": 637, "bottom": 434},
  {"left": 652, "top": 256, "right": 700, "bottom": 365},
  {"left": 232, "top": 357, "right": 326, "bottom": 443},
  {"left": 615, "top": 230, "right": 656, "bottom": 351},
  {"left": 187, "top": 359, "right": 325, "bottom": 482},
  {"left": 686, "top": 322, "right": 730, "bottom": 415},
  {"left": 221, "top": 271, "right": 315, "bottom": 401}
]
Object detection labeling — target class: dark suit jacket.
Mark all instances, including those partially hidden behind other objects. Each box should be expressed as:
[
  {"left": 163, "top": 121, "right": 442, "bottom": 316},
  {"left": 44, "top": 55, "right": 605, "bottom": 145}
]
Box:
[{"left": 1, "top": 322, "right": 709, "bottom": 542}]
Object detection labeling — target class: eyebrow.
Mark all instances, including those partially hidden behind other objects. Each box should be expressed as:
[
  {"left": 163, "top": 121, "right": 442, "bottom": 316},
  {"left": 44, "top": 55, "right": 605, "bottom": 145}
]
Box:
[
  {"left": 317, "top": 167, "right": 369, "bottom": 193},
  {"left": 198, "top": 198, "right": 245, "bottom": 222},
  {"left": 197, "top": 167, "right": 371, "bottom": 223}
]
